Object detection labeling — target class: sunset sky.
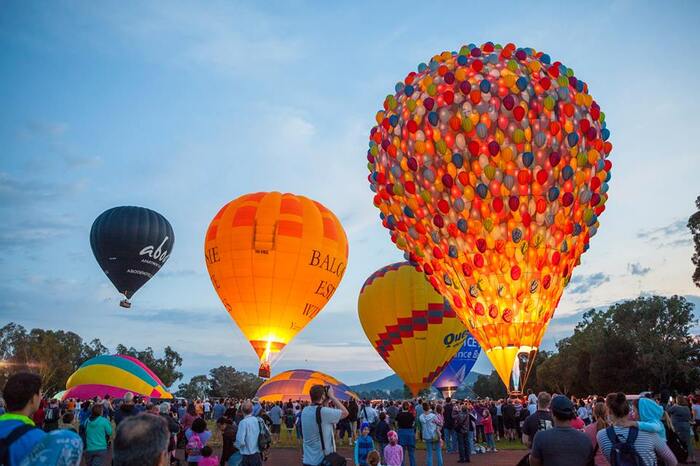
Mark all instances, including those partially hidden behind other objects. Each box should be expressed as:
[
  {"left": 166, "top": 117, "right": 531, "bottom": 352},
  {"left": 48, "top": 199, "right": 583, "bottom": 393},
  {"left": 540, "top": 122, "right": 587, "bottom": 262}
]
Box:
[{"left": 2, "top": 0, "right": 699, "bottom": 386}]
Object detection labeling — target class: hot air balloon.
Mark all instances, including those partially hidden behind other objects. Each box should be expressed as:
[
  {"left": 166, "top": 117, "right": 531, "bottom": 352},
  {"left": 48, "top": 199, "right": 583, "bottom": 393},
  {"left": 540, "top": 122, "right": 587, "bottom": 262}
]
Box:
[
  {"left": 64, "top": 354, "right": 172, "bottom": 400},
  {"left": 432, "top": 333, "right": 481, "bottom": 398},
  {"left": 366, "top": 42, "right": 612, "bottom": 391},
  {"left": 90, "top": 206, "right": 174, "bottom": 308},
  {"left": 358, "top": 262, "right": 468, "bottom": 395},
  {"left": 255, "top": 369, "right": 358, "bottom": 402},
  {"left": 205, "top": 192, "right": 349, "bottom": 378}
]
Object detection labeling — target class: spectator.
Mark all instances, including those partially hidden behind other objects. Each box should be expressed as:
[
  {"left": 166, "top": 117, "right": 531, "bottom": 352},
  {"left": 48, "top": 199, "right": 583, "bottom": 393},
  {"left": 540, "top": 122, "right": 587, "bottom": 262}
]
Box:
[
  {"left": 529, "top": 395, "right": 593, "bottom": 466},
  {"left": 186, "top": 417, "right": 212, "bottom": 465},
  {"left": 597, "top": 392, "right": 677, "bottom": 466},
  {"left": 43, "top": 399, "right": 60, "bottom": 432},
  {"left": 354, "top": 422, "right": 375, "bottom": 466},
  {"left": 158, "top": 402, "right": 180, "bottom": 461},
  {"left": 251, "top": 398, "right": 262, "bottom": 417},
  {"left": 235, "top": 400, "right": 262, "bottom": 466},
  {"left": 374, "top": 412, "right": 391, "bottom": 460},
  {"left": 359, "top": 400, "right": 378, "bottom": 437},
  {"left": 482, "top": 408, "right": 496, "bottom": 452},
  {"left": 502, "top": 399, "right": 516, "bottom": 442},
  {"left": 182, "top": 403, "right": 197, "bottom": 432},
  {"left": 443, "top": 397, "right": 456, "bottom": 454},
  {"left": 199, "top": 445, "right": 219, "bottom": 466},
  {"left": 667, "top": 395, "right": 695, "bottom": 463},
  {"left": 348, "top": 398, "right": 359, "bottom": 444},
  {"left": 522, "top": 392, "right": 553, "bottom": 449},
  {"left": 419, "top": 403, "right": 443, "bottom": 466},
  {"left": 268, "top": 402, "right": 282, "bottom": 444},
  {"left": 383, "top": 430, "right": 403, "bottom": 466},
  {"left": 216, "top": 415, "right": 239, "bottom": 466},
  {"left": 583, "top": 401, "right": 608, "bottom": 466},
  {"left": 203, "top": 399, "right": 212, "bottom": 420},
  {"left": 0, "top": 372, "right": 47, "bottom": 465},
  {"left": 17, "top": 429, "right": 83, "bottom": 466},
  {"left": 114, "top": 392, "right": 136, "bottom": 426},
  {"left": 112, "top": 414, "right": 170, "bottom": 466},
  {"left": 301, "top": 385, "right": 349, "bottom": 466},
  {"left": 213, "top": 399, "right": 225, "bottom": 421},
  {"left": 395, "top": 401, "right": 416, "bottom": 466},
  {"left": 84, "top": 403, "right": 113, "bottom": 466}
]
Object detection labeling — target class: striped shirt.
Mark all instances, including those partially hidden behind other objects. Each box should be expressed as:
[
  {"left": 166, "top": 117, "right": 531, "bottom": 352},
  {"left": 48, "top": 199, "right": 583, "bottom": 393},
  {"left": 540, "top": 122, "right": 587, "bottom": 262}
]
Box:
[{"left": 596, "top": 426, "right": 677, "bottom": 466}]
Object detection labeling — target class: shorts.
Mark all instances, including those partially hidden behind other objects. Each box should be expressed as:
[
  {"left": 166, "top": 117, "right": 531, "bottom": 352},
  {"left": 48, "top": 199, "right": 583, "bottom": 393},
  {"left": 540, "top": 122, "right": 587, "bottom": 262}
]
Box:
[
  {"left": 271, "top": 424, "right": 281, "bottom": 434},
  {"left": 337, "top": 421, "right": 352, "bottom": 438}
]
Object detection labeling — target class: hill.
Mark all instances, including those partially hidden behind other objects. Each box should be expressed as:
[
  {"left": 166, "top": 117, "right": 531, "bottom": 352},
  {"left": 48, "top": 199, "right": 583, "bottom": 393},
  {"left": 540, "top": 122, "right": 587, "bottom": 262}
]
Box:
[{"left": 350, "top": 370, "right": 484, "bottom": 395}]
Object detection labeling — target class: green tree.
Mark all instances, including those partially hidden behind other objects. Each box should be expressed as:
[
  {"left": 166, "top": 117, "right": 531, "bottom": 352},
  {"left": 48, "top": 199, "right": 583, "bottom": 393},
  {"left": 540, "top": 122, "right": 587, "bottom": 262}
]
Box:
[
  {"left": 473, "top": 370, "right": 508, "bottom": 399},
  {"left": 689, "top": 195, "right": 700, "bottom": 288},
  {"left": 176, "top": 375, "right": 211, "bottom": 399},
  {"left": 115, "top": 344, "right": 183, "bottom": 387},
  {"left": 208, "top": 366, "right": 262, "bottom": 398}
]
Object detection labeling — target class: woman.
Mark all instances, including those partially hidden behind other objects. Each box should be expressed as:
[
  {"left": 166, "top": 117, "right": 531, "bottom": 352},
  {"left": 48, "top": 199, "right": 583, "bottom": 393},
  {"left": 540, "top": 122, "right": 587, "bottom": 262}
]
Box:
[
  {"left": 668, "top": 395, "right": 695, "bottom": 463},
  {"left": 395, "top": 401, "right": 416, "bottom": 466},
  {"left": 583, "top": 402, "right": 609, "bottom": 466},
  {"left": 216, "top": 416, "right": 239, "bottom": 466},
  {"left": 186, "top": 417, "right": 212, "bottom": 465},
  {"left": 182, "top": 403, "right": 198, "bottom": 432},
  {"left": 597, "top": 393, "right": 677, "bottom": 466},
  {"left": 84, "top": 403, "right": 112, "bottom": 466},
  {"left": 419, "top": 403, "right": 442, "bottom": 466}
]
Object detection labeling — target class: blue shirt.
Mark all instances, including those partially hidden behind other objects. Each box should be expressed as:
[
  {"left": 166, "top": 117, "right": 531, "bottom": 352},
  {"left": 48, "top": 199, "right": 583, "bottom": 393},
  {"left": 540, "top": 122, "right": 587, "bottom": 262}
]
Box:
[
  {"left": 0, "top": 414, "right": 46, "bottom": 465},
  {"left": 235, "top": 415, "right": 260, "bottom": 455},
  {"left": 213, "top": 403, "right": 225, "bottom": 420}
]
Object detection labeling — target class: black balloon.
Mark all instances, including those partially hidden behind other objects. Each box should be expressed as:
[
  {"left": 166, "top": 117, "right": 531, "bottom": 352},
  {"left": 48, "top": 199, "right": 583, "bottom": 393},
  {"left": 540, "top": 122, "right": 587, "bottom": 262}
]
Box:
[{"left": 90, "top": 206, "right": 174, "bottom": 305}]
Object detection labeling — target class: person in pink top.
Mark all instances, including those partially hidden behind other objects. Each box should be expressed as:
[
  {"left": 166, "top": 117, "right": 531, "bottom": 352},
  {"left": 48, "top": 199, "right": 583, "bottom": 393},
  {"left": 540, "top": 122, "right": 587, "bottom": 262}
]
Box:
[
  {"left": 383, "top": 430, "right": 404, "bottom": 466},
  {"left": 197, "top": 445, "right": 219, "bottom": 466},
  {"left": 583, "top": 402, "right": 610, "bottom": 466},
  {"left": 482, "top": 409, "right": 497, "bottom": 452}
]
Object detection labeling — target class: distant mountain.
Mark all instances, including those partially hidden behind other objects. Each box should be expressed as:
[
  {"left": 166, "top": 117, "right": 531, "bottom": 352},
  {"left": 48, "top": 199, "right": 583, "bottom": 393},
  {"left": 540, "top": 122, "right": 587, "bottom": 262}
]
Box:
[{"left": 350, "top": 370, "right": 485, "bottom": 394}]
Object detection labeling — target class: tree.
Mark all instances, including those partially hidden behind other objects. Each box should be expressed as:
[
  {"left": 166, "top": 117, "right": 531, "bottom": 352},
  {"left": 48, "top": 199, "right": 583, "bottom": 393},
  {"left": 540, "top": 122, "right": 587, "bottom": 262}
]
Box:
[
  {"left": 473, "top": 371, "right": 508, "bottom": 399},
  {"left": 115, "top": 344, "right": 183, "bottom": 388},
  {"left": 176, "top": 375, "right": 211, "bottom": 399},
  {"left": 689, "top": 195, "right": 700, "bottom": 288},
  {"left": 208, "top": 366, "right": 262, "bottom": 398}
]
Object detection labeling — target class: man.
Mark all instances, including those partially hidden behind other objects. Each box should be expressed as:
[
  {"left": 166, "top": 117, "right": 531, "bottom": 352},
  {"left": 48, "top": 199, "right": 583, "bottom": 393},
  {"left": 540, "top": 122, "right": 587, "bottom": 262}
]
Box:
[
  {"left": 213, "top": 399, "right": 225, "bottom": 421},
  {"left": 0, "top": 372, "right": 46, "bottom": 465},
  {"left": 301, "top": 385, "right": 349, "bottom": 466},
  {"left": 386, "top": 401, "right": 399, "bottom": 430},
  {"left": 43, "top": 398, "right": 60, "bottom": 432},
  {"left": 268, "top": 402, "right": 282, "bottom": 444},
  {"left": 251, "top": 398, "right": 262, "bottom": 417},
  {"left": 115, "top": 392, "right": 137, "bottom": 426},
  {"left": 529, "top": 395, "right": 593, "bottom": 466},
  {"left": 522, "top": 391, "right": 553, "bottom": 448},
  {"left": 358, "top": 400, "right": 378, "bottom": 436},
  {"left": 443, "top": 397, "right": 456, "bottom": 454},
  {"left": 113, "top": 413, "right": 170, "bottom": 466},
  {"left": 236, "top": 400, "right": 262, "bottom": 466},
  {"left": 203, "top": 399, "right": 212, "bottom": 420}
]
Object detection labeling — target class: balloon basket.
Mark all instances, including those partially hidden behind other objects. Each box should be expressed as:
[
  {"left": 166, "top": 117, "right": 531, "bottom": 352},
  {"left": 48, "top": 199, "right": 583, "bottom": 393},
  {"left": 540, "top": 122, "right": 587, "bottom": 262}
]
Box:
[
  {"left": 258, "top": 363, "right": 270, "bottom": 379},
  {"left": 119, "top": 299, "right": 132, "bottom": 309}
]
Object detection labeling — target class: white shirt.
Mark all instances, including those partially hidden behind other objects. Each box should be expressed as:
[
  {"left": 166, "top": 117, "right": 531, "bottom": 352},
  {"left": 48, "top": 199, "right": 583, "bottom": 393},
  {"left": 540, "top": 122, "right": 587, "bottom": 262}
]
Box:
[
  {"left": 235, "top": 414, "right": 260, "bottom": 455},
  {"left": 359, "top": 405, "right": 378, "bottom": 424},
  {"left": 301, "top": 405, "right": 342, "bottom": 465}
]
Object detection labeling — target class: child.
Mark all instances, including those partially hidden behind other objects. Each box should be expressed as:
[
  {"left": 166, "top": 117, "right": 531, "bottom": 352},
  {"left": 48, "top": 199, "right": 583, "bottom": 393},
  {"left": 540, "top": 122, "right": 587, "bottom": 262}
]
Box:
[
  {"left": 634, "top": 397, "right": 666, "bottom": 441},
  {"left": 354, "top": 422, "right": 375, "bottom": 466},
  {"left": 197, "top": 445, "right": 219, "bottom": 466},
  {"left": 367, "top": 450, "right": 382, "bottom": 466},
  {"left": 482, "top": 409, "right": 497, "bottom": 452},
  {"left": 383, "top": 430, "right": 403, "bottom": 466}
]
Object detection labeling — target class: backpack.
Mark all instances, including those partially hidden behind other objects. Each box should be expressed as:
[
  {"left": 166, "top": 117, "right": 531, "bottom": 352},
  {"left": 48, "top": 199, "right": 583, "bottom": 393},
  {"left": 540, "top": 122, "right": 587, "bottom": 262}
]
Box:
[
  {"left": 606, "top": 426, "right": 645, "bottom": 466},
  {"left": 44, "top": 406, "right": 59, "bottom": 423},
  {"left": 0, "top": 424, "right": 38, "bottom": 465},
  {"left": 664, "top": 423, "right": 688, "bottom": 463},
  {"left": 185, "top": 432, "right": 203, "bottom": 457},
  {"left": 257, "top": 417, "right": 272, "bottom": 461}
]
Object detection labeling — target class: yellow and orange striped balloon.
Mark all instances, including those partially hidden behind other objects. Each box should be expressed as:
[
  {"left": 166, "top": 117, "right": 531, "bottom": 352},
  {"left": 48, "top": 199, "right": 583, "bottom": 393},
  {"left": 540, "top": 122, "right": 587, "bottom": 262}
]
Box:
[
  {"left": 358, "top": 262, "right": 468, "bottom": 395},
  {"left": 205, "top": 192, "right": 349, "bottom": 374}
]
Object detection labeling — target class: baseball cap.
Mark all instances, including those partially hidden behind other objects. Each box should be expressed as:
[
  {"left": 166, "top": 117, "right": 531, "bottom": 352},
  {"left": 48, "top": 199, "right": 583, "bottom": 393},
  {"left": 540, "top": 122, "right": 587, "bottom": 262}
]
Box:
[{"left": 550, "top": 395, "right": 575, "bottom": 418}]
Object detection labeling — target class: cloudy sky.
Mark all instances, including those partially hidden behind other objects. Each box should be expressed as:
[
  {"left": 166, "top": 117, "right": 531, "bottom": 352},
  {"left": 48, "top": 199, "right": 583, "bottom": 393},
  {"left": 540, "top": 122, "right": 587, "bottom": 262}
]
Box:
[{"left": 2, "top": 0, "right": 699, "bottom": 387}]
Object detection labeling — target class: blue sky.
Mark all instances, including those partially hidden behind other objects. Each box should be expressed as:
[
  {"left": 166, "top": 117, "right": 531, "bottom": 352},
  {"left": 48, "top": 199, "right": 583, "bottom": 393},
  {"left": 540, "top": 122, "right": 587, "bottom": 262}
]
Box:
[{"left": 1, "top": 0, "right": 699, "bottom": 387}]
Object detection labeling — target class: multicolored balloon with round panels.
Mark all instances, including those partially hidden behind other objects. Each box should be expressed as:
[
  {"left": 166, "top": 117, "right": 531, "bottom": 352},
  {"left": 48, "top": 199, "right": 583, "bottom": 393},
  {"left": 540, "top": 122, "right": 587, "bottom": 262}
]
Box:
[{"left": 366, "top": 42, "right": 612, "bottom": 390}]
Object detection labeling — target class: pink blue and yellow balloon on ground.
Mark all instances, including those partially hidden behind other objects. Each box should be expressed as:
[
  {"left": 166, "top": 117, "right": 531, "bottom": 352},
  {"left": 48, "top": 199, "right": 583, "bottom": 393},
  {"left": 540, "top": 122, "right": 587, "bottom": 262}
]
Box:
[
  {"left": 64, "top": 354, "right": 172, "bottom": 400},
  {"left": 366, "top": 42, "right": 612, "bottom": 389},
  {"left": 255, "top": 369, "right": 357, "bottom": 402}
]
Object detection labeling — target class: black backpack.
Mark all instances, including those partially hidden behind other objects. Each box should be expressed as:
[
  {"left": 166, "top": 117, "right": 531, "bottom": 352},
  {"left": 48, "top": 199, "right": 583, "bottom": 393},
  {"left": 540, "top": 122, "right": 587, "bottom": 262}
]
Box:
[
  {"left": 0, "top": 424, "right": 38, "bottom": 465},
  {"left": 257, "top": 417, "right": 272, "bottom": 461},
  {"left": 664, "top": 423, "right": 688, "bottom": 463},
  {"left": 606, "top": 426, "right": 645, "bottom": 466}
]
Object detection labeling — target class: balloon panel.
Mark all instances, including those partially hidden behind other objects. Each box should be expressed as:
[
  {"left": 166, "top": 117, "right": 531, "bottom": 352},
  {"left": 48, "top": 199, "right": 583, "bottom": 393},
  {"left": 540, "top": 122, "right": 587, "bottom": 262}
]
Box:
[
  {"left": 90, "top": 206, "right": 174, "bottom": 300},
  {"left": 255, "top": 369, "right": 357, "bottom": 402},
  {"left": 367, "top": 42, "right": 611, "bottom": 387},
  {"left": 432, "top": 333, "right": 481, "bottom": 392},
  {"left": 65, "top": 354, "right": 171, "bottom": 399},
  {"left": 358, "top": 262, "right": 467, "bottom": 395},
  {"left": 205, "top": 192, "right": 349, "bottom": 363}
]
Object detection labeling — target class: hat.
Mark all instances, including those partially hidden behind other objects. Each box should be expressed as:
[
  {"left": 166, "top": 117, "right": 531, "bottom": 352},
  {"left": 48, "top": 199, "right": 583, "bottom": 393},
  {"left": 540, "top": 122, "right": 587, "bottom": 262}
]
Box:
[
  {"left": 388, "top": 430, "right": 398, "bottom": 442},
  {"left": 159, "top": 402, "right": 171, "bottom": 414},
  {"left": 360, "top": 422, "right": 370, "bottom": 431},
  {"left": 550, "top": 395, "right": 575, "bottom": 418}
]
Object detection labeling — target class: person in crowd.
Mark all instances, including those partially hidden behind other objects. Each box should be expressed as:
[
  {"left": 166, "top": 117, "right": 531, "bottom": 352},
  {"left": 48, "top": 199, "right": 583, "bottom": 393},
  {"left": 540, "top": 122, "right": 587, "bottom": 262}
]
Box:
[
  {"left": 354, "top": 422, "right": 375, "bottom": 466},
  {"left": 268, "top": 401, "right": 282, "bottom": 444},
  {"left": 186, "top": 417, "right": 212, "bottom": 465},
  {"left": 631, "top": 397, "right": 666, "bottom": 441},
  {"left": 235, "top": 400, "right": 262, "bottom": 466},
  {"left": 177, "top": 401, "right": 187, "bottom": 422},
  {"left": 667, "top": 395, "right": 695, "bottom": 463},
  {"left": 578, "top": 400, "right": 591, "bottom": 425},
  {"left": 59, "top": 411, "right": 76, "bottom": 433},
  {"left": 502, "top": 398, "right": 516, "bottom": 442},
  {"left": 43, "top": 398, "right": 60, "bottom": 432},
  {"left": 213, "top": 399, "right": 225, "bottom": 421},
  {"left": 582, "top": 401, "right": 609, "bottom": 466},
  {"left": 529, "top": 395, "right": 593, "bottom": 466},
  {"left": 374, "top": 411, "right": 391, "bottom": 461},
  {"left": 198, "top": 445, "right": 219, "bottom": 466},
  {"left": 348, "top": 398, "right": 359, "bottom": 445},
  {"left": 366, "top": 449, "right": 381, "bottom": 466},
  {"left": 454, "top": 401, "right": 474, "bottom": 463},
  {"left": 114, "top": 392, "right": 137, "bottom": 426},
  {"left": 337, "top": 404, "right": 353, "bottom": 447},
  {"left": 112, "top": 414, "right": 170, "bottom": 466},
  {"left": 84, "top": 403, "right": 112, "bottom": 466},
  {"left": 482, "top": 408, "right": 496, "bottom": 452},
  {"left": 597, "top": 392, "right": 677, "bottom": 466},
  {"left": 301, "top": 385, "right": 349, "bottom": 466},
  {"left": 522, "top": 391, "right": 553, "bottom": 449},
  {"left": 386, "top": 401, "right": 399, "bottom": 431},
  {"left": 0, "top": 373, "right": 47, "bottom": 465},
  {"left": 443, "top": 397, "right": 456, "bottom": 454},
  {"left": 396, "top": 401, "right": 416, "bottom": 466},
  {"left": 359, "top": 400, "right": 379, "bottom": 438},
  {"left": 383, "top": 430, "right": 403, "bottom": 466},
  {"left": 251, "top": 398, "right": 262, "bottom": 417},
  {"left": 419, "top": 402, "right": 443, "bottom": 466},
  {"left": 217, "top": 415, "right": 239, "bottom": 466},
  {"left": 157, "top": 402, "right": 180, "bottom": 461},
  {"left": 182, "top": 403, "right": 198, "bottom": 433},
  {"left": 203, "top": 399, "right": 212, "bottom": 420}
]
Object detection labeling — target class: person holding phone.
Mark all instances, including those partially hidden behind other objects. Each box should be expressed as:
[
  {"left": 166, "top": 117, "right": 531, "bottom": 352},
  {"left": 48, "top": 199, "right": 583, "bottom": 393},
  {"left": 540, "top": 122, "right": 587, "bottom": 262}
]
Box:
[{"left": 300, "top": 385, "right": 349, "bottom": 466}]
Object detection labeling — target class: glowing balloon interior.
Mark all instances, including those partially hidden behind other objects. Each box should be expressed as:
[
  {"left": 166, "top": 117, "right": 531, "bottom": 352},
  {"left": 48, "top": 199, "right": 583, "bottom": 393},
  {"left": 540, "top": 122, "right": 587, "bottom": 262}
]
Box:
[
  {"left": 205, "top": 192, "right": 349, "bottom": 377},
  {"left": 432, "top": 333, "right": 481, "bottom": 397},
  {"left": 255, "top": 369, "right": 358, "bottom": 402},
  {"left": 358, "top": 262, "right": 468, "bottom": 395},
  {"left": 366, "top": 42, "right": 612, "bottom": 389}
]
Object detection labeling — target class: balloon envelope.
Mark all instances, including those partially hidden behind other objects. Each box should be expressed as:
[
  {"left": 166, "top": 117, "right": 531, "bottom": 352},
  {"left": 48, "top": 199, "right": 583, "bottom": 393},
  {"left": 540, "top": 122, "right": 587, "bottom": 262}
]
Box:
[
  {"left": 205, "top": 192, "right": 349, "bottom": 375},
  {"left": 255, "top": 369, "right": 357, "bottom": 402},
  {"left": 358, "top": 262, "right": 467, "bottom": 395},
  {"left": 90, "top": 206, "right": 174, "bottom": 304},
  {"left": 432, "top": 334, "right": 481, "bottom": 397},
  {"left": 366, "top": 42, "right": 612, "bottom": 389},
  {"left": 65, "top": 354, "right": 172, "bottom": 400}
]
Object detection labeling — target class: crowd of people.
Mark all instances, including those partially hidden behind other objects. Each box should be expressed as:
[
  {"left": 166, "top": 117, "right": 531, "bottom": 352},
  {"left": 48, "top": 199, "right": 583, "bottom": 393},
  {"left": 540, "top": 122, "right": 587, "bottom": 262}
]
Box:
[{"left": 0, "top": 371, "right": 699, "bottom": 466}]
